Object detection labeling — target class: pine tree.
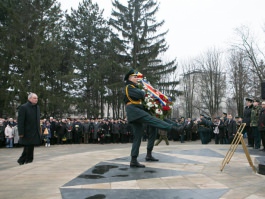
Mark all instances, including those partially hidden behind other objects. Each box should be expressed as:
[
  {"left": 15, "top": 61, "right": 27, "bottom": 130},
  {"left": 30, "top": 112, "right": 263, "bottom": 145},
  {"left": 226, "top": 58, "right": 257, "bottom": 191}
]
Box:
[
  {"left": 109, "top": 0, "right": 178, "bottom": 94},
  {"left": 66, "top": 0, "right": 115, "bottom": 118}
]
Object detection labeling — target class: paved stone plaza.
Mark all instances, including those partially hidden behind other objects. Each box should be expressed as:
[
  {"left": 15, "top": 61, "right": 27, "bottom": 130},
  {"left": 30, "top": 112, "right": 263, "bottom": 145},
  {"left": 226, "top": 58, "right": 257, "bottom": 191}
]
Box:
[{"left": 0, "top": 140, "right": 264, "bottom": 199}]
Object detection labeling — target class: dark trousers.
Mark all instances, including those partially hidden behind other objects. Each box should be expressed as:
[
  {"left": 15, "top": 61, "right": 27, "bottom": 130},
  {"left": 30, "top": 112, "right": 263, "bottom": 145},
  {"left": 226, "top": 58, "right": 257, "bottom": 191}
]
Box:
[
  {"left": 198, "top": 128, "right": 208, "bottom": 144},
  {"left": 130, "top": 115, "right": 172, "bottom": 157},
  {"left": 245, "top": 126, "right": 254, "bottom": 146},
  {"left": 253, "top": 127, "right": 261, "bottom": 149},
  {"left": 147, "top": 126, "right": 157, "bottom": 151},
  {"left": 260, "top": 131, "right": 265, "bottom": 149},
  {"left": 18, "top": 145, "right": 34, "bottom": 163}
]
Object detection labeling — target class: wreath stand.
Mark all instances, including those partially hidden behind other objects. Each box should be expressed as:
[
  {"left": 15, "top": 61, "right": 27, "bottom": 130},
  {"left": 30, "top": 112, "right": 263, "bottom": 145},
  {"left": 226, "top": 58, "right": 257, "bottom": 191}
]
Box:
[{"left": 220, "top": 123, "right": 256, "bottom": 172}]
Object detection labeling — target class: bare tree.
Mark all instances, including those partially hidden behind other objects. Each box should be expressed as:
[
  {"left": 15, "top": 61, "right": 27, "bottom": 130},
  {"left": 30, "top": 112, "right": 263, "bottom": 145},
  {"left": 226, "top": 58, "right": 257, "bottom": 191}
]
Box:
[
  {"left": 227, "top": 49, "right": 250, "bottom": 117},
  {"left": 180, "top": 60, "right": 197, "bottom": 118},
  {"left": 194, "top": 48, "right": 226, "bottom": 117},
  {"left": 233, "top": 25, "right": 265, "bottom": 83}
]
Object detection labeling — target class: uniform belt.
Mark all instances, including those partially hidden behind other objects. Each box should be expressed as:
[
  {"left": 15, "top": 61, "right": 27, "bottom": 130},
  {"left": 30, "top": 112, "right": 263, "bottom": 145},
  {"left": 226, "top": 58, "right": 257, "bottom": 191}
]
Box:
[{"left": 126, "top": 101, "right": 141, "bottom": 105}]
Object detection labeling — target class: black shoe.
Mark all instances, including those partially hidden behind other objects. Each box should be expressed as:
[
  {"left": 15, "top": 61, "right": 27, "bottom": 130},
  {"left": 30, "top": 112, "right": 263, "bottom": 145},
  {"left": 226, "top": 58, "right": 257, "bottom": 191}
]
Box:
[
  {"left": 247, "top": 145, "right": 254, "bottom": 147},
  {"left": 130, "top": 162, "right": 145, "bottom": 168},
  {"left": 130, "top": 157, "right": 145, "bottom": 168},
  {"left": 17, "top": 160, "right": 24, "bottom": 165},
  {"left": 145, "top": 155, "right": 159, "bottom": 161}
]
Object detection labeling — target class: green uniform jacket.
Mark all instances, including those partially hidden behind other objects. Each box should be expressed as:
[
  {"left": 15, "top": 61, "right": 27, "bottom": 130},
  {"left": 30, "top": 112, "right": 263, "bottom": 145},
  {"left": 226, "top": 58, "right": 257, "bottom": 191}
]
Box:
[
  {"left": 124, "top": 81, "right": 149, "bottom": 123},
  {"left": 250, "top": 105, "right": 261, "bottom": 127}
]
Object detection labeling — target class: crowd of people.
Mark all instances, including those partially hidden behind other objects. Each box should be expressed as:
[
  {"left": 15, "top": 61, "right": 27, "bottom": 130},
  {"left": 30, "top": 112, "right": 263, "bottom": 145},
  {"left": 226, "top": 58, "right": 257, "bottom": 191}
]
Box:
[
  {"left": 0, "top": 116, "right": 194, "bottom": 148},
  {"left": 0, "top": 99, "right": 264, "bottom": 153}
]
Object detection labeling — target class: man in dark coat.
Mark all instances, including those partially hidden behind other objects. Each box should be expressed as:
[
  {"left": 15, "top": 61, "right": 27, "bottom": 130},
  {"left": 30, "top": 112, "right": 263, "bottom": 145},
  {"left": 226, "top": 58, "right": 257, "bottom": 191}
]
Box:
[
  {"left": 243, "top": 98, "right": 254, "bottom": 147},
  {"left": 124, "top": 69, "right": 181, "bottom": 168},
  {"left": 225, "top": 114, "right": 237, "bottom": 144},
  {"left": 17, "top": 93, "right": 41, "bottom": 165}
]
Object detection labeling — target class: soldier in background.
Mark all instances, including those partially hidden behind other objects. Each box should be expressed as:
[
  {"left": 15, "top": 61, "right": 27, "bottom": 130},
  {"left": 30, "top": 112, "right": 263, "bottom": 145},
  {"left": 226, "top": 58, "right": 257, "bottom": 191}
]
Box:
[
  {"left": 197, "top": 114, "right": 210, "bottom": 144},
  {"left": 155, "top": 129, "right": 169, "bottom": 146},
  {"left": 250, "top": 99, "right": 261, "bottom": 149}
]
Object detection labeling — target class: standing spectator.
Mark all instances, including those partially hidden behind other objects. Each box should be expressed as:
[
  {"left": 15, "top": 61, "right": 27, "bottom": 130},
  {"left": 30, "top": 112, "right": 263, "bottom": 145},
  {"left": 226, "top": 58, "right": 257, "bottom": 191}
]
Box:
[
  {"left": 102, "top": 119, "right": 111, "bottom": 143},
  {"left": 88, "top": 119, "right": 95, "bottom": 143},
  {"left": 213, "top": 117, "right": 225, "bottom": 144},
  {"left": 65, "top": 118, "right": 73, "bottom": 144},
  {"left": 251, "top": 99, "right": 261, "bottom": 149},
  {"left": 120, "top": 119, "right": 128, "bottom": 143},
  {"left": 43, "top": 120, "right": 51, "bottom": 147},
  {"left": 235, "top": 116, "right": 242, "bottom": 129},
  {"left": 243, "top": 98, "right": 254, "bottom": 147},
  {"left": 5, "top": 123, "right": 14, "bottom": 148},
  {"left": 179, "top": 117, "right": 186, "bottom": 143},
  {"left": 17, "top": 93, "right": 41, "bottom": 165},
  {"left": 258, "top": 101, "right": 265, "bottom": 151},
  {"left": 49, "top": 117, "right": 56, "bottom": 145},
  {"left": 92, "top": 118, "right": 101, "bottom": 143},
  {"left": 191, "top": 119, "right": 198, "bottom": 141},
  {"left": 225, "top": 114, "right": 237, "bottom": 144},
  {"left": 83, "top": 119, "right": 90, "bottom": 144},
  {"left": 12, "top": 122, "right": 19, "bottom": 147},
  {"left": 185, "top": 118, "right": 193, "bottom": 141},
  {"left": 111, "top": 119, "right": 120, "bottom": 143},
  {"left": 72, "top": 119, "right": 83, "bottom": 144},
  {"left": 222, "top": 112, "right": 228, "bottom": 144},
  {"left": 0, "top": 120, "right": 5, "bottom": 147},
  {"left": 56, "top": 119, "right": 68, "bottom": 144}
]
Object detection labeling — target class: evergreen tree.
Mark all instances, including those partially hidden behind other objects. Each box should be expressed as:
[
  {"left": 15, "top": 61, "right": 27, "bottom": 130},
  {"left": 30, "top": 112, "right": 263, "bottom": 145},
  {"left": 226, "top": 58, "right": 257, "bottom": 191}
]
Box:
[
  {"left": 109, "top": 0, "right": 178, "bottom": 93},
  {"left": 0, "top": 0, "right": 71, "bottom": 118},
  {"left": 66, "top": 0, "right": 115, "bottom": 118}
]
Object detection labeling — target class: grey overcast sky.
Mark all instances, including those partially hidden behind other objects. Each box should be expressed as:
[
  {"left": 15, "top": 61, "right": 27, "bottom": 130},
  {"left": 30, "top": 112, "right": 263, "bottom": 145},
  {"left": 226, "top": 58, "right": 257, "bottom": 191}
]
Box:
[{"left": 58, "top": 0, "right": 265, "bottom": 60}]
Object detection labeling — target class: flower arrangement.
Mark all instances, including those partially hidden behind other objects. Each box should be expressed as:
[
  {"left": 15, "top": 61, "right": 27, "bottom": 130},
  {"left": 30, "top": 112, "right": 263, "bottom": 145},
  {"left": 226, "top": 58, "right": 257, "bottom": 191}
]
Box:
[{"left": 138, "top": 78, "right": 173, "bottom": 120}]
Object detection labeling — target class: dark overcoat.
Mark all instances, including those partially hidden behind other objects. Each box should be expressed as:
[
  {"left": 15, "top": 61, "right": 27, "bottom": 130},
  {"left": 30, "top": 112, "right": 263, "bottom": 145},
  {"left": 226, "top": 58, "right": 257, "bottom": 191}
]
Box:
[{"left": 18, "top": 101, "right": 41, "bottom": 146}]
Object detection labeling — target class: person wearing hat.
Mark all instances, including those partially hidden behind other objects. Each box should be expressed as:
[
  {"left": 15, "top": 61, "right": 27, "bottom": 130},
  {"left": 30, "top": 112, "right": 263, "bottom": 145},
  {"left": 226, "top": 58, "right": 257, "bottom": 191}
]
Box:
[
  {"left": 124, "top": 68, "right": 182, "bottom": 168},
  {"left": 250, "top": 98, "right": 261, "bottom": 149},
  {"left": 196, "top": 114, "right": 211, "bottom": 144},
  {"left": 243, "top": 97, "right": 254, "bottom": 147}
]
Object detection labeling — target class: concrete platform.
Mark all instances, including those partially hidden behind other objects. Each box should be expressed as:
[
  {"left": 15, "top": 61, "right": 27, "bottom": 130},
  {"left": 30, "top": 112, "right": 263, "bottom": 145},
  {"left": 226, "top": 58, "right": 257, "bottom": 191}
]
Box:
[{"left": 0, "top": 140, "right": 264, "bottom": 199}]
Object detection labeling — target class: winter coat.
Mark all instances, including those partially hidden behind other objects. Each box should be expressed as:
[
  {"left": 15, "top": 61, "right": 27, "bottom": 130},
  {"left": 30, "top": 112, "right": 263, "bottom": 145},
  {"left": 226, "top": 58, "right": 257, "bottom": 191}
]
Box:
[
  {"left": 250, "top": 105, "right": 261, "bottom": 127},
  {"left": 18, "top": 101, "right": 41, "bottom": 146},
  {"left": 242, "top": 104, "right": 253, "bottom": 126},
  {"left": 5, "top": 125, "right": 14, "bottom": 138}
]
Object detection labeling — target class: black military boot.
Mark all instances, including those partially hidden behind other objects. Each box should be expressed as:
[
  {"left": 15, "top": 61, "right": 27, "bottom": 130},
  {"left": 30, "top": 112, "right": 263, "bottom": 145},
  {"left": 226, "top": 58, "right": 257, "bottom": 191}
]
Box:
[
  {"left": 145, "top": 150, "right": 159, "bottom": 161},
  {"left": 130, "top": 156, "right": 145, "bottom": 168}
]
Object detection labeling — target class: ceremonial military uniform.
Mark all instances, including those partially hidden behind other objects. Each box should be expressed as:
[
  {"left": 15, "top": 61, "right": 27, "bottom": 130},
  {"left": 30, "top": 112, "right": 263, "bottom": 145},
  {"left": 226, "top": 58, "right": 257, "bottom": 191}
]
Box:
[
  {"left": 124, "top": 69, "right": 179, "bottom": 168},
  {"left": 155, "top": 129, "right": 169, "bottom": 145},
  {"left": 250, "top": 99, "right": 261, "bottom": 149},
  {"left": 197, "top": 114, "right": 210, "bottom": 144}
]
